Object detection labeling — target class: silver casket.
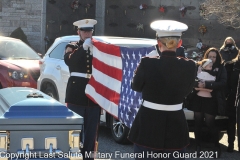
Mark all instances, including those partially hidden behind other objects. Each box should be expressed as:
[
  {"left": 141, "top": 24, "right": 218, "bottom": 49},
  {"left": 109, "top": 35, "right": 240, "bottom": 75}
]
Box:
[{"left": 0, "top": 87, "right": 83, "bottom": 160}]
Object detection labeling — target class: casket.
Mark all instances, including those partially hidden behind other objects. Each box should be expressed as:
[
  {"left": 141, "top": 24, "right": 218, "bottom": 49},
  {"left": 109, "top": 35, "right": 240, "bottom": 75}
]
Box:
[{"left": 0, "top": 87, "right": 83, "bottom": 160}]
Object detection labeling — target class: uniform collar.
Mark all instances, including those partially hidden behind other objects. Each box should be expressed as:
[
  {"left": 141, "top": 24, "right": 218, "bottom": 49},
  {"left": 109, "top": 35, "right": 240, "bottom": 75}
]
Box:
[
  {"left": 78, "top": 40, "right": 84, "bottom": 45},
  {"left": 161, "top": 51, "right": 176, "bottom": 57}
]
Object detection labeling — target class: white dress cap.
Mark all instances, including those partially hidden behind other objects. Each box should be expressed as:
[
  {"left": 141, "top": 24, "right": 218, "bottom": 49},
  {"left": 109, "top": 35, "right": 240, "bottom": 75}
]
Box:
[
  {"left": 150, "top": 20, "right": 188, "bottom": 37},
  {"left": 73, "top": 19, "right": 97, "bottom": 30}
]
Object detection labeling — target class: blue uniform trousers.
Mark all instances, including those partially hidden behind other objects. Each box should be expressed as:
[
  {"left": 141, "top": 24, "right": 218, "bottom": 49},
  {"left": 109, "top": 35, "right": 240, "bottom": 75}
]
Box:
[{"left": 67, "top": 103, "right": 101, "bottom": 160}]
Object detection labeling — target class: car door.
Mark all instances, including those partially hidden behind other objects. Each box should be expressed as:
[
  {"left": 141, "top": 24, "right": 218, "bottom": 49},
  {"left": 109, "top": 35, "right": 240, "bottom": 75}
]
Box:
[
  {"left": 57, "top": 42, "right": 71, "bottom": 103},
  {"left": 48, "top": 42, "right": 69, "bottom": 103}
]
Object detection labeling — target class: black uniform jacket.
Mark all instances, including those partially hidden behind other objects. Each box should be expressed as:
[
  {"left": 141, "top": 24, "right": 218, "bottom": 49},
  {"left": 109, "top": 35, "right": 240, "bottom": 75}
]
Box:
[
  {"left": 64, "top": 40, "right": 97, "bottom": 106},
  {"left": 128, "top": 51, "right": 197, "bottom": 150}
]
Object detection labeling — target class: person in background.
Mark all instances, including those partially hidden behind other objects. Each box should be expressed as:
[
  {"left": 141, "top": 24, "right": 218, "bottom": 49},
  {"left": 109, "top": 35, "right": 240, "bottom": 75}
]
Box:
[
  {"left": 128, "top": 20, "right": 196, "bottom": 160},
  {"left": 176, "top": 39, "right": 186, "bottom": 58},
  {"left": 176, "top": 45, "right": 186, "bottom": 58},
  {"left": 235, "top": 57, "right": 240, "bottom": 152},
  {"left": 220, "top": 37, "right": 240, "bottom": 152},
  {"left": 188, "top": 48, "right": 227, "bottom": 158},
  {"left": 64, "top": 19, "right": 101, "bottom": 160},
  {"left": 196, "top": 39, "right": 203, "bottom": 50},
  {"left": 195, "top": 59, "right": 216, "bottom": 98}
]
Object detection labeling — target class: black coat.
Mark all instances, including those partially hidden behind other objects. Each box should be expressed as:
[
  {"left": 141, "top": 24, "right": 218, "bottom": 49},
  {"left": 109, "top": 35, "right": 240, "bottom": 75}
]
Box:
[
  {"left": 210, "top": 64, "right": 227, "bottom": 116},
  {"left": 64, "top": 40, "right": 97, "bottom": 106},
  {"left": 204, "top": 64, "right": 227, "bottom": 92},
  {"left": 232, "top": 56, "right": 240, "bottom": 108},
  {"left": 128, "top": 51, "right": 197, "bottom": 150},
  {"left": 224, "top": 58, "right": 240, "bottom": 115},
  {"left": 220, "top": 46, "right": 239, "bottom": 112},
  {"left": 220, "top": 47, "right": 238, "bottom": 63}
]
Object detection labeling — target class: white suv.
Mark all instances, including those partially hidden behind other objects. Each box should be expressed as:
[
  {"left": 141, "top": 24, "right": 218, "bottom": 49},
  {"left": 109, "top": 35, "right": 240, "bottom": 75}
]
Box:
[{"left": 37, "top": 36, "right": 228, "bottom": 144}]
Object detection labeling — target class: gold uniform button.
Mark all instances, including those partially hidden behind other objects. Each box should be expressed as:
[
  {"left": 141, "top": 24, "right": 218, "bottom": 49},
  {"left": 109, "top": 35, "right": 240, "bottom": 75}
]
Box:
[
  {"left": 87, "top": 65, "right": 90, "bottom": 67},
  {"left": 87, "top": 55, "right": 89, "bottom": 58},
  {"left": 73, "top": 81, "right": 75, "bottom": 83},
  {"left": 87, "top": 60, "right": 89, "bottom": 62},
  {"left": 87, "top": 70, "right": 90, "bottom": 72}
]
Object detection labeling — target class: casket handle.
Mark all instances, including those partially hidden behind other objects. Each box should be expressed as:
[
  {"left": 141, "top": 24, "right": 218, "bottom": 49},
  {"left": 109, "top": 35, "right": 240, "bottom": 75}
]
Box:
[
  {"left": 25, "top": 144, "right": 30, "bottom": 154},
  {"left": 27, "top": 93, "right": 44, "bottom": 98},
  {"left": 49, "top": 143, "right": 53, "bottom": 154}
]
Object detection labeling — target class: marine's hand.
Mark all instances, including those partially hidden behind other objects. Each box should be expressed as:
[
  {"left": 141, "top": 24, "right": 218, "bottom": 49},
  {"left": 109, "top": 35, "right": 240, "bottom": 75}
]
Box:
[
  {"left": 65, "top": 43, "right": 78, "bottom": 53},
  {"left": 65, "top": 47, "right": 73, "bottom": 53},
  {"left": 83, "top": 38, "right": 93, "bottom": 51}
]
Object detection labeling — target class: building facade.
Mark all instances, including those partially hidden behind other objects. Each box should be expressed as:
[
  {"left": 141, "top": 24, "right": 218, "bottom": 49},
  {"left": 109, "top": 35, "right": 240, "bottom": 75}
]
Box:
[
  {"left": 0, "top": 0, "right": 239, "bottom": 53},
  {"left": 0, "top": 0, "right": 46, "bottom": 53}
]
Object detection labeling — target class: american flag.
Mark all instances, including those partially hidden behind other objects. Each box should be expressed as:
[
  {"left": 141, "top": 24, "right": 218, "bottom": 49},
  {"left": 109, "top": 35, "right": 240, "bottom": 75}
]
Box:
[{"left": 85, "top": 39, "right": 155, "bottom": 128}]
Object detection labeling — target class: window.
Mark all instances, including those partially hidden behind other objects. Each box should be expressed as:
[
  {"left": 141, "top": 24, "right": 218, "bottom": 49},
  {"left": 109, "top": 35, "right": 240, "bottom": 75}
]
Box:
[
  {"left": 0, "top": 40, "right": 41, "bottom": 60},
  {"left": 49, "top": 42, "right": 68, "bottom": 60}
]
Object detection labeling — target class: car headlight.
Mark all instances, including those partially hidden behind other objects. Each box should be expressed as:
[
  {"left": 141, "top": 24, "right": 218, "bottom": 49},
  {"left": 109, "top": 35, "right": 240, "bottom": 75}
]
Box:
[{"left": 8, "top": 70, "right": 28, "bottom": 79}]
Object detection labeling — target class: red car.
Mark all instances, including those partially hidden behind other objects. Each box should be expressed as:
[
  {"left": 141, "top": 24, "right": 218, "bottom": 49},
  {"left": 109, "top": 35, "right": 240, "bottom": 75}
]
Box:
[{"left": 0, "top": 36, "right": 41, "bottom": 89}]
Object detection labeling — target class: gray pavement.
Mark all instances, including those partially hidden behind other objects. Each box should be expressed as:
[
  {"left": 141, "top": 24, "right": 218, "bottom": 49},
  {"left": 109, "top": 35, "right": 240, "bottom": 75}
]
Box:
[{"left": 94, "top": 126, "right": 240, "bottom": 160}]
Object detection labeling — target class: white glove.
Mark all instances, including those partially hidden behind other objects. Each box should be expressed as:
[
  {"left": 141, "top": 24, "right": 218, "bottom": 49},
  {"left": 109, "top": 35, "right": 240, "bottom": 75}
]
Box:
[{"left": 83, "top": 38, "right": 93, "bottom": 51}]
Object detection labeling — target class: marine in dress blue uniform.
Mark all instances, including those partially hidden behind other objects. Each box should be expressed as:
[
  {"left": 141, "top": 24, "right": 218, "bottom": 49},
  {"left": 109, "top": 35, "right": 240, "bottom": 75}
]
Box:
[
  {"left": 64, "top": 19, "right": 100, "bottom": 160},
  {"left": 128, "top": 20, "right": 197, "bottom": 160}
]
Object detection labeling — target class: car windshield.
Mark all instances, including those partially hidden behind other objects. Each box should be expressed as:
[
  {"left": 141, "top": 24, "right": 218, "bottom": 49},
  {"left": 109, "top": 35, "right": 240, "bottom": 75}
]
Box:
[{"left": 0, "top": 40, "right": 41, "bottom": 60}]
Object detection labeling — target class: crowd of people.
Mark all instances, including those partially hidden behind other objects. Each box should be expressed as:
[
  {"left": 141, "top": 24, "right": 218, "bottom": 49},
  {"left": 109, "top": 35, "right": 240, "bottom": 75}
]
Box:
[
  {"left": 186, "top": 36, "right": 240, "bottom": 158},
  {"left": 64, "top": 18, "right": 240, "bottom": 160}
]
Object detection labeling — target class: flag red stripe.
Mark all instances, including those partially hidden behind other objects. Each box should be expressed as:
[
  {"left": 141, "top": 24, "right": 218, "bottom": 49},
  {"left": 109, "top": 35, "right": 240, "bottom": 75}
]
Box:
[
  {"left": 92, "top": 58, "right": 122, "bottom": 81},
  {"left": 88, "top": 76, "right": 120, "bottom": 105},
  {"left": 85, "top": 93, "right": 98, "bottom": 104},
  {"left": 93, "top": 39, "right": 121, "bottom": 57}
]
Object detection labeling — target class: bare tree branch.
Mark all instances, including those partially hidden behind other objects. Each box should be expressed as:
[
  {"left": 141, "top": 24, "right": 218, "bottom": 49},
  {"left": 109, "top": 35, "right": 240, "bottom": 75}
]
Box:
[{"left": 200, "top": 0, "right": 240, "bottom": 28}]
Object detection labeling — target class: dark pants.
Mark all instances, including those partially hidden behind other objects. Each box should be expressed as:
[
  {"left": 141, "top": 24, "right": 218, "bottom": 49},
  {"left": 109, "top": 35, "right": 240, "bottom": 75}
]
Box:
[
  {"left": 134, "top": 144, "right": 186, "bottom": 160},
  {"left": 194, "top": 112, "right": 219, "bottom": 146},
  {"left": 237, "top": 107, "right": 240, "bottom": 150},
  {"left": 67, "top": 103, "right": 101, "bottom": 160},
  {"left": 227, "top": 107, "right": 236, "bottom": 147}
]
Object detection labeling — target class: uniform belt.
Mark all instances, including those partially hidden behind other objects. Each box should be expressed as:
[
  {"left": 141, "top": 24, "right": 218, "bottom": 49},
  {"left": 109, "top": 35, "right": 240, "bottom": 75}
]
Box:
[
  {"left": 142, "top": 100, "right": 182, "bottom": 111},
  {"left": 70, "top": 72, "right": 91, "bottom": 78}
]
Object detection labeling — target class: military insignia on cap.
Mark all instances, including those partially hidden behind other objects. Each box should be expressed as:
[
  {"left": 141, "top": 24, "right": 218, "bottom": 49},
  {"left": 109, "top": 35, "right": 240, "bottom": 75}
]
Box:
[{"left": 73, "top": 19, "right": 97, "bottom": 30}]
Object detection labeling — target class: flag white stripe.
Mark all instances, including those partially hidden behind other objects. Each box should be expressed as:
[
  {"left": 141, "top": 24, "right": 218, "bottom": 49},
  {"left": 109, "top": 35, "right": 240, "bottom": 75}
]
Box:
[
  {"left": 92, "top": 66, "right": 121, "bottom": 94},
  {"left": 93, "top": 46, "right": 122, "bottom": 70},
  {"left": 85, "top": 84, "right": 118, "bottom": 117}
]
